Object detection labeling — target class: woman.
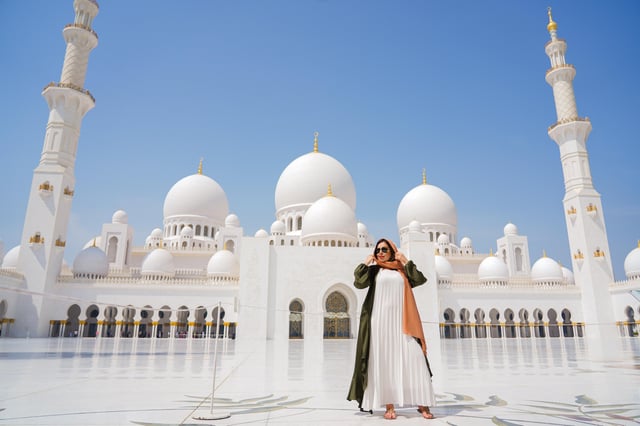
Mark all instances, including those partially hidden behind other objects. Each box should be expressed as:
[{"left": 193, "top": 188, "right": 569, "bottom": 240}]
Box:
[{"left": 347, "top": 238, "right": 435, "bottom": 420}]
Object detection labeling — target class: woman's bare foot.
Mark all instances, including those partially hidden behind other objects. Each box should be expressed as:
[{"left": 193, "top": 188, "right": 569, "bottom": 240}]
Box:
[
  {"left": 384, "top": 404, "right": 397, "bottom": 420},
  {"left": 417, "top": 405, "right": 434, "bottom": 419}
]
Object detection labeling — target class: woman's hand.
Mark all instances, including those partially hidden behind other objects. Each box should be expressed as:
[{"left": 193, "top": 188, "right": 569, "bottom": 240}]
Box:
[
  {"left": 364, "top": 254, "right": 376, "bottom": 265},
  {"left": 395, "top": 251, "right": 408, "bottom": 265}
]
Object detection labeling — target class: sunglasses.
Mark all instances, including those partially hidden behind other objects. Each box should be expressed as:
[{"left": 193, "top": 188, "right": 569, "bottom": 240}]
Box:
[{"left": 374, "top": 247, "right": 389, "bottom": 254}]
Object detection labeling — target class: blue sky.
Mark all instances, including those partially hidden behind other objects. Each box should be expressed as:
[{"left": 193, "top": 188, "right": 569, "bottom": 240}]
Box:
[{"left": 0, "top": 1, "right": 639, "bottom": 280}]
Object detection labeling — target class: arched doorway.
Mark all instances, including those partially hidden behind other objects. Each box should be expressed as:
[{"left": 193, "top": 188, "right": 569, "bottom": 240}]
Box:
[
  {"left": 289, "top": 299, "right": 304, "bottom": 339},
  {"left": 489, "top": 308, "right": 501, "bottom": 338},
  {"left": 121, "top": 306, "right": 136, "bottom": 338},
  {"left": 547, "top": 309, "right": 560, "bottom": 337},
  {"left": 102, "top": 306, "right": 118, "bottom": 337},
  {"left": 504, "top": 308, "right": 516, "bottom": 338},
  {"left": 443, "top": 308, "right": 456, "bottom": 338},
  {"left": 533, "top": 308, "right": 545, "bottom": 337},
  {"left": 140, "top": 306, "right": 153, "bottom": 338},
  {"left": 561, "top": 308, "right": 574, "bottom": 337},
  {"left": 324, "top": 291, "right": 350, "bottom": 338},
  {"left": 459, "top": 308, "right": 471, "bottom": 338},
  {"left": 518, "top": 308, "right": 531, "bottom": 338},
  {"left": 85, "top": 305, "right": 99, "bottom": 337},
  {"left": 474, "top": 308, "right": 487, "bottom": 338},
  {"left": 64, "top": 304, "right": 81, "bottom": 337},
  {"left": 157, "top": 306, "right": 171, "bottom": 338},
  {"left": 194, "top": 306, "right": 207, "bottom": 338},
  {"left": 176, "top": 306, "right": 190, "bottom": 338},
  {"left": 211, "top": 305, "right": 225, "bottom": 338}
]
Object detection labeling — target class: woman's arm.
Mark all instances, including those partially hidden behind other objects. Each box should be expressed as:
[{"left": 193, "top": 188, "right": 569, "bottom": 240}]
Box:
[
  {"left": 354, "top": 263, "right": 374, "bottom": 289},
  {"left": 404, "top": 260, "right": 427, "bottom": 288}
]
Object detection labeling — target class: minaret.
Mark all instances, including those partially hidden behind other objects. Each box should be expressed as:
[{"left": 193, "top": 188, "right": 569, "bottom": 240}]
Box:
[
  {"left": 544, "top": 9, "right": 616, "bottom": 341},
  {"left": 15, "top": 0, "right": 99, "bottom": 337}
]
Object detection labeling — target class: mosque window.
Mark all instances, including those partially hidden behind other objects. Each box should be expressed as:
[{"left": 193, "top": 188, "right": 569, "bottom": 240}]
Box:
[
  {"left": 297, "top": 217, "right": 302, "bottom": 230},
  {"left": 195, "top": 225, "right": 201, "bottom": 235}
]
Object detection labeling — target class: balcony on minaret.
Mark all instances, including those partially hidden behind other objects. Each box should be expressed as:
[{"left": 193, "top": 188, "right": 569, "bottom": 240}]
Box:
[
  {"left": 55, "top": 238, "right": 66, "bottom": 248},
  {"left": 63, "top": 186, "right": 75, "bottom": 198},
  {"left": 29, "top": 233, "right": 45, "bottom": 247},
  {"left": 43, "top": 82, "right": 95, "bottom": 104},
  {"left": 586, "top": 203, "right": 597, "bottom": 217},
  {"left": 38, "top": 181, "right": 53, "bottom": 196}
]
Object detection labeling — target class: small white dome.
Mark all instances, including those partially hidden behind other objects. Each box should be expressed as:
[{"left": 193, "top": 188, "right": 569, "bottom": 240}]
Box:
[
  {"left": 437, "top": 234, "right": 450, "bottom": 244},
  {"left": 478, "top": 255, "right": 509, "bottom": 282},
  {"left": 254, "top": 229, "right": 269, "bottom": 238},
  {"left": 141, "top": 249, "right": 175, "bottom": 277},
  {"left": 270, "top": 220, "right": 286, "bottom": 235},
  {"left": 207, "top": 249, "right": 240, "bottom": 277},
  {"left": 460, "top": 237, "right": 473, "bottom": 248},
  {"left": 73, "top": 246, "right": 109, "bottom": 278},
  {"left": 300, "top": 195, "right": 357, "bottom": 243},
  {"left": 275, "top": 151, "right": 356, "bottom": 214},
  {"left": 225, "top": 214, "right": 240, "bottom": 228},
  {"left": 561, "top": 266, "right": 575, "bottom": 285},
  {"left": 624, "top": 243, "right": 640, "bottom": 279},
  {"left": 180, "top": 226, "right": 194, "bottom": 237},
  {"left": 112, "top": 210, "right": 128, "bottom": 224},
  {"left": 531, "top": 255, "right": 563, "bottom": 283},
  {"left": 357, "top": 222, "right": 368, "bottom": 234},
  {"left": 163, "top": 174, "right": 229, "bottom": 223},
  {"left": 397, "top": 183, "right": 457, "bottom": 232},
  {"left": 409, "top": 220, "right": 422, "bottom": 232},
  {"left": 150, "top": 228, "right": 163, "bottom": 238},
  {"left": 1, "top": 245, "right": 20, "bottom": 269},
  {"left": 435, "top": 254, "right": 453, "bottom": 281},
  {"left": 504, "top": 223, "right": 518, "bottom": 236}
]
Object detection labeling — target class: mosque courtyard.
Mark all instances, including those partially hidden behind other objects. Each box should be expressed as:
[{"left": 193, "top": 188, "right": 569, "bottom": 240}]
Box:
[{"left": 0, "top": 335, "right": 638, "bottom": 425}]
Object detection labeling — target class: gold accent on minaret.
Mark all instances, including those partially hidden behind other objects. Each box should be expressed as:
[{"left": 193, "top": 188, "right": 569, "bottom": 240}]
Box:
[
  {"left": 547, "top": 7, "right": 558, "bottom": 32},
  {"left": 422, "top": 168, "right": 427, "bottom": 185},
  {"left": 29, "top": 233, "right": 44, "bottom": 244},
  {"left": 55, "top": 238, "right": 66, "bottom": 247},
  {"left": 637, "top": 240, "right": 640, "bottom": 249},
  {"left": 198, "top": 158, "right": 203, "bottom": 175},
  {"left": 327, "top": 183, "right": 333, "bottom": 196},
  {"left": 313, "top": 132, "right": 319, "bottom": 153},
  {"left": 489, "top": 248, "right": 493, "bottom": 256},
  {"left": 63, "top": 186, "right": 74, "bottom": 197},
  {"left": 543, "top": 250, "right": 547, "bottom": 258}
]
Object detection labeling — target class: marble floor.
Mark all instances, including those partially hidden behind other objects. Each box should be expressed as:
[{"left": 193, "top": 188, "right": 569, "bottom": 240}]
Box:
[{"left": 0, "top": 336, "right": 638, "bottom": 425}]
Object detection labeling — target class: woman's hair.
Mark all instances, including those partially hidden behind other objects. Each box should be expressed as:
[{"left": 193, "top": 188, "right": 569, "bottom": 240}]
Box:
[{"left": 374, "top": 238, "right": 396, "bottom": 261}]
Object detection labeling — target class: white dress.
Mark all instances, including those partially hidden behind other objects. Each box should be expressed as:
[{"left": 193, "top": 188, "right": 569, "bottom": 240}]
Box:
[{"left": 361, "top": 268, "right": 435, "bottom": 410}]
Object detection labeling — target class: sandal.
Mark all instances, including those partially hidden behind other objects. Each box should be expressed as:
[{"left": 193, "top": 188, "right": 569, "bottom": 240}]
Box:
[
  {"left": 384, "top": 405, "right": 397, "bottom": 420},
  {"left": 417, "top": 406, "right": 434, "bottom": 419}
]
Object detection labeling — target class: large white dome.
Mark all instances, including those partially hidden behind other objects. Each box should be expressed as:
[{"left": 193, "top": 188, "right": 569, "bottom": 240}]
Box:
[
  {"left": 531, "top": 255, "right": 563, "bottom": 283},
  {"left": 141, "top": 248, "right": 175, "bottom": 277},
  {"left": 163, "top": 174, "right": 229, "bottom": 222},
  {"left": 275, "top": 151, "right": 356, "bottom": 214},
  {"left": 478, "top": 255, "right": 509, "bottom": 282},
  {"left": 300, "top": 194, "right": 358, "bottom": 243},
  {"left": 397, "top": 183, "right": 457, "bottom": 231},
  {"left": 207, "top": 249, "right": 240, "bottom": 278},
  {"left": 73, "top": 246, "right": 109, "bottom": 278},
  {"left": 624, "top": 243, "right": 640, "bottom": 279}
]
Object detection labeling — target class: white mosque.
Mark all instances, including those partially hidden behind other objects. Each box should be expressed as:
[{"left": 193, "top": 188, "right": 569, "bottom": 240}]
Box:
[{"left": 0, "top": 0, "right": 639, "bottom": 344}]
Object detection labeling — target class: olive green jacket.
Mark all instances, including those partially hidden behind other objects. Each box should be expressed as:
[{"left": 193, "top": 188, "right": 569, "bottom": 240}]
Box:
[{"left": 346, "top": 260, "right": 428, "bottom": 408}]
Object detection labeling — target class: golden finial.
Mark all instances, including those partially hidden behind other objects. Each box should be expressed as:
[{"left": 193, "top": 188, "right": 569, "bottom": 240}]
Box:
[
  {"left": 422, "top": 168, "right": 427, "bottom": 185},
  {"left": 543, "top": 249, "right": 547, "bottom": 258},
  {"left": 92, "top": 238, "right": 97, "bottom": 247},
  {"left": 198, "top": 158, "right": 203, "bottom": 175},
  {"left": 489, "top": 248, "right": 493, "bottom": 256},
  {"left": 637, "top": 240, "right": 640, "bottom": 248},
  {"left": 313, "top": 131, "right": 319, "bottom": 153},
  {"left": 547, "top": 7, "right": 558, "bottom": 33},
  {"left": 327, "top": 183, "right": 333, "bottom": 196}
]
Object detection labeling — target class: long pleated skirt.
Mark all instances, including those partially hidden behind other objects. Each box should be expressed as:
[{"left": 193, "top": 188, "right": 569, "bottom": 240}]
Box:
[{"left": 361, "top": 268, "right": 436, "bottom": 410}]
